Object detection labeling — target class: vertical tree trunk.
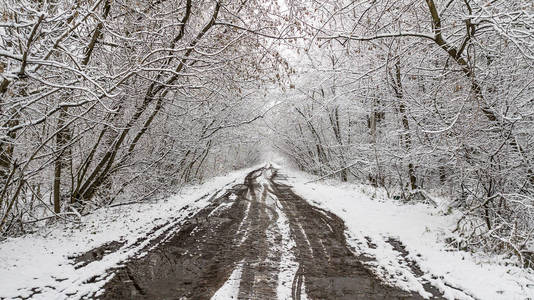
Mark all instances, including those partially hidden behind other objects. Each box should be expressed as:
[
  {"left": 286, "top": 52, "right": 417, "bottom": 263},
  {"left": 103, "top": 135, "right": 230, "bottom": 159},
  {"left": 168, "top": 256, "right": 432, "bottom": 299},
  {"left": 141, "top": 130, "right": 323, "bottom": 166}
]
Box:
[
  {"left": 391, "top": 60, "right": 417, "bottom": 191},
  {"left": 53, "top": 106, "right": 69, "bottom": 213},
  {"left": 330, "top": 107, "right": 347, "bottom": 181}
]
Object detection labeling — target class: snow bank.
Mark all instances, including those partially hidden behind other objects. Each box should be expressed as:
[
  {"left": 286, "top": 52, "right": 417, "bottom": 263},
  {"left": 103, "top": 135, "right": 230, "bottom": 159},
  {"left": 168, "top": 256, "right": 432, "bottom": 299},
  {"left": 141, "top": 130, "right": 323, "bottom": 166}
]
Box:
[
  {"left": 0, "top": 167, "right": 258, "bottom": 300},
  {"left": 284, "top": 168, "right": 534, "bottom": 300}
]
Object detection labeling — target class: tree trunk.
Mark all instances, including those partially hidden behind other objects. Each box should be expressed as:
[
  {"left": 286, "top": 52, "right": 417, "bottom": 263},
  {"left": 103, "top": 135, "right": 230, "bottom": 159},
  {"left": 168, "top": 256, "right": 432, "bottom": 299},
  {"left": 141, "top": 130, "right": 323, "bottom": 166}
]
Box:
[
  {"left": 391, "top": 60, "right": 417, "bottom": 191},
  {"left": 53, "top": 106, "right": 70, "bottom": 213}
]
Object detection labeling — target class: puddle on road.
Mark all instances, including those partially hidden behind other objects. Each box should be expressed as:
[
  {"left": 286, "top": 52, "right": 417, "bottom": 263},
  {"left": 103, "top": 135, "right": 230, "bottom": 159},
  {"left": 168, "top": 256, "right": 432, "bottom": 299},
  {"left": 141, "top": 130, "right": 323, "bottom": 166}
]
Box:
[{"left": 71, "top": 240, "right": 126, "bottom": 270}]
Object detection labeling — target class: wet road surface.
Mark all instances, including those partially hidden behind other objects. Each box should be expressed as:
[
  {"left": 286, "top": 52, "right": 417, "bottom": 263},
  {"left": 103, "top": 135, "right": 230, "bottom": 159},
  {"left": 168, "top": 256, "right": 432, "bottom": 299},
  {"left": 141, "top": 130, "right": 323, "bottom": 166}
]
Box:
[{"left": 98, "top": 165, "right": 440, "bottom": 299}]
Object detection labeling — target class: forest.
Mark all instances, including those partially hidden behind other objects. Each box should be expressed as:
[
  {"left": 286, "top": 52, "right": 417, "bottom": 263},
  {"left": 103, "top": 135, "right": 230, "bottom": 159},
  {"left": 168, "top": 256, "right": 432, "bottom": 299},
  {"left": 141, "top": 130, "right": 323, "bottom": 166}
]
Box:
[{"left": 1, "top": 0, "right": 534, "bottom": 269}]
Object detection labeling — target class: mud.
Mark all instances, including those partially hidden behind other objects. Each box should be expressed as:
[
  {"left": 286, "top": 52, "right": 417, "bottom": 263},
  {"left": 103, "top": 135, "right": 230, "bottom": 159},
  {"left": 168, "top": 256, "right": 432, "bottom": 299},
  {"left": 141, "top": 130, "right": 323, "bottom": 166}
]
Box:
[
  {"left": 71, "top": 241, "right": 125, "bottom": 269},
  {"left": 97, "top": 166, "right": 442, "bottom": 299},
  {"left": 270, "top": 173, "right": 429, "bottom": 300}
]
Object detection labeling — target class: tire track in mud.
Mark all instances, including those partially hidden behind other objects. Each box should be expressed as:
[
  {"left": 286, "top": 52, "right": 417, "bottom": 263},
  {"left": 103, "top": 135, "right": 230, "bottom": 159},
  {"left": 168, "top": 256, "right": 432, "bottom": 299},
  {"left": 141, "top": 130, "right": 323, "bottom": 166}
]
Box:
[
  {"left": 97, "top": 166, "right": 441, "bottom": 299},
  {"left": 99, "top": 179, "right": 253, "bottom": 299},
  {"left": 236, "top": 172, "right": 280, "bottom": 299},
  {"left": 270, "top": 172, "right": 427, "bottom": 300}
]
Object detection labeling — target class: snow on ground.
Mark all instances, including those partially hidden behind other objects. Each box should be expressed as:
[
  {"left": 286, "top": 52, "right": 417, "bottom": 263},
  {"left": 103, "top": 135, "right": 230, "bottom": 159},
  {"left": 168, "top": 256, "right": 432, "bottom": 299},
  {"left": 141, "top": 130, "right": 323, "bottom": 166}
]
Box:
[
  {"left": 4, "top": 159, "right": 534, "bottom": 300},
  {"left": 282, "top": 166, "right": 534, "bottom": 300},
  {"left": 272, "top": 193, "right": 300, "bottom": 299},
  {"left": 211, "top": 260, "right": 244, "bottom": 300},
  {"left": 0, "top": 167, "right": 258, "bottom": 300}
]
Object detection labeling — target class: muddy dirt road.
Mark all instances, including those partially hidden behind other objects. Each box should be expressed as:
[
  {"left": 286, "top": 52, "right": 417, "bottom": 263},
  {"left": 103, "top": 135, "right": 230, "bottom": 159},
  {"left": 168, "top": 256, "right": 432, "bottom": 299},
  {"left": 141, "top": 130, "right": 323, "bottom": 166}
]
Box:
[{"left": 99, "top": 165, "right": 438, "bottom": 299}]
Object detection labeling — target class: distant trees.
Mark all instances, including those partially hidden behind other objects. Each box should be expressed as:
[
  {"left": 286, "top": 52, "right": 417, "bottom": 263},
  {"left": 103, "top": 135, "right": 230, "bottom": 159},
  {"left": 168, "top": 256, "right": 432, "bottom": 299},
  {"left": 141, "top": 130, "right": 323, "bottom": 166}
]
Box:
[
  {"left": 0, "top": 0, "right": 295, "bottom": 236},
  {"left": 275, "top": 0, "right": 534, "bottom": 263}
]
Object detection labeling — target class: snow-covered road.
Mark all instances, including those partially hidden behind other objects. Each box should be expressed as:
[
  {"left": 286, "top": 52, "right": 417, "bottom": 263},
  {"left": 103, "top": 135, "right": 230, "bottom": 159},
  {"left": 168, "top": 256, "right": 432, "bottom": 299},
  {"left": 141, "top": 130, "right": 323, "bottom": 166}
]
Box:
[
  {"left": 1, "top": 164, "right": 533, "bottom": 299},
  {"left": 98, "top": 165, "right": 423, "bottom": 299}
]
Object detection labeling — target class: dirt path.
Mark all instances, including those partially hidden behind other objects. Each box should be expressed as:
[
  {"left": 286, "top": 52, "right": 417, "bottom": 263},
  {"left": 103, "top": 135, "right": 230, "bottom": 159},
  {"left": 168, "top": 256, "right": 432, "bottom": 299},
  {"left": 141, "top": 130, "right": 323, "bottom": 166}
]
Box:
[{"left": 99, "top": 165, "right": 440, "bottom": 299}]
